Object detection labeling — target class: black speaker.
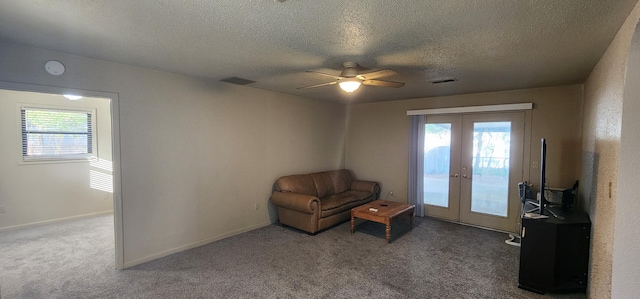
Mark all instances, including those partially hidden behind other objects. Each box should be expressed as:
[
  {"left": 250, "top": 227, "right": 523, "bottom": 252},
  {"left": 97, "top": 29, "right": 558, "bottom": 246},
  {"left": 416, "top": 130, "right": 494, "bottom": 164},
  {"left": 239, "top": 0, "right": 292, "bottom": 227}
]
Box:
[
  {"left": 518, "top": 181, "right": 533, "bottom": 204},
  {"left": 561, "top": 189, "right": 574, "bottom": 210},
  {"left": 561, "top": 180, "right": 579, "bottom": 210}
]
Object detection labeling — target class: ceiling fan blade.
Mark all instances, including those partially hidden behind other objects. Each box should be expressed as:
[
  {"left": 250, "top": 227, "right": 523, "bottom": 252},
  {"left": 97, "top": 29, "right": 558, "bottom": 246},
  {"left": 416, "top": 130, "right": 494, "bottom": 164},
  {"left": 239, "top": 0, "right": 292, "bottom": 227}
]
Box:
[
  {"left": 306, "top": 70, "right": 341, "bottom": 80},
  {"left": 297, "top": 81, "right": 338, "bottom": 89},
  {"left": 362, "top": 79, "right": 405, "bottom": 88},
  {"left": 357, "top": 69, "right": 398, "bottom": 80}
]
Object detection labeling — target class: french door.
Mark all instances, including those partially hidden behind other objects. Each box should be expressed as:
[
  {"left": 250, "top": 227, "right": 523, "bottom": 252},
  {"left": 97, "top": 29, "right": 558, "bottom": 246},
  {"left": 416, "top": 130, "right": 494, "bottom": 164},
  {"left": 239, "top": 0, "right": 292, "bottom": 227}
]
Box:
[{"left": 423, "top": 112, "right": 524, "bottom": 232}]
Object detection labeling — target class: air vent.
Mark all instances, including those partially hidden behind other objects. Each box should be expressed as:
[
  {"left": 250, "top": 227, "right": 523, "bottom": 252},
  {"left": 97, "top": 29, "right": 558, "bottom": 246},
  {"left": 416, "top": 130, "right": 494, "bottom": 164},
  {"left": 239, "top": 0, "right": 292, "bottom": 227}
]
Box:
[
  {"left": 430, "top": 78, "right": 458, "bottom": 84},
  {"left": 220, "top": 77, "right": 256, "bottom": 85}
]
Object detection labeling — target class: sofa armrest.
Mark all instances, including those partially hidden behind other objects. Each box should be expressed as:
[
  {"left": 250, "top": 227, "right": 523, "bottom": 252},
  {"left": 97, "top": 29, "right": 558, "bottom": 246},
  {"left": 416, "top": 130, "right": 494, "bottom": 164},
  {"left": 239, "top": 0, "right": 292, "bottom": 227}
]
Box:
[
  {"left": 350, "top": 180, "right": 380, "bottom": 196},
  {"left": 271, "top": 192, "right": 319, "bottom": 214}
]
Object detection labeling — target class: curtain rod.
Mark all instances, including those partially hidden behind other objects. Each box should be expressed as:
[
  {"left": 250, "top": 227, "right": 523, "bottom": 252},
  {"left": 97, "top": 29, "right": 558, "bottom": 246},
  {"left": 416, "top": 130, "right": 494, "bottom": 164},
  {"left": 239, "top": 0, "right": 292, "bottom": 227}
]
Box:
[{"left": 407, "top": 103, "right": 533, "bottom": 115}]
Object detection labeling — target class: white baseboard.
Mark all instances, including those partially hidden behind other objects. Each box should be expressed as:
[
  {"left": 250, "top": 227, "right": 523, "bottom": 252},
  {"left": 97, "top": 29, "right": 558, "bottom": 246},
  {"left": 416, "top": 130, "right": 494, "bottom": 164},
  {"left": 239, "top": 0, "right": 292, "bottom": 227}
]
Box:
[
  {"left": 123, "top": 220, "right": 272, "bottom": 269},
  {"left": 0, "top": 210, "right": 114, "bottom": 232}
]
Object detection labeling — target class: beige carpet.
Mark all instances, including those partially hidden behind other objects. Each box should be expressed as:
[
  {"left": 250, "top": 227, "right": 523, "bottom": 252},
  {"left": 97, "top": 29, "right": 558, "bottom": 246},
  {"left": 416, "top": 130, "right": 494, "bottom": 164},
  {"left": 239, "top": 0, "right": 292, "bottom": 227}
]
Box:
[{"left": 0, "top": 214, "right": 586, "bottom": 298}]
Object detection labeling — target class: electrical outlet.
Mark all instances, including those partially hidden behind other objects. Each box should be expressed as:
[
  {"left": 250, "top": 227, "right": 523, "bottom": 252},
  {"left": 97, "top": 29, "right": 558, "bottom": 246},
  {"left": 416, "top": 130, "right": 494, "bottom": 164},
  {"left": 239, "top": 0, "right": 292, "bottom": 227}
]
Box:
[
  {"left": 0, "top": 205, "right": 5, "bottom": 213},
  {"left": 532, "top": 162, "right": 539, "bottom": 169}
]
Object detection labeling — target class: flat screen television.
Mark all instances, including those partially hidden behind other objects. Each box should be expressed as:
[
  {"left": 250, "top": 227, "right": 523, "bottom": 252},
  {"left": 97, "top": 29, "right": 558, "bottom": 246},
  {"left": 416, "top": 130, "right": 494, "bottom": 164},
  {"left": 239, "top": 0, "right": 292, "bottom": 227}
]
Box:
[{"left": 539, "top": 138, "right": 547, "bottom": 215}]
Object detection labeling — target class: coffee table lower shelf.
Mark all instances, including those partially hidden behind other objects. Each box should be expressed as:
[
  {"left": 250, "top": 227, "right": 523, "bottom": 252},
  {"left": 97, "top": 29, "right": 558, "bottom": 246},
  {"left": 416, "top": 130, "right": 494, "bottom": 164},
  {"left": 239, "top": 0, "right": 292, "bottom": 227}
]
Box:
[{"left": 350, "top": 200, "right": 415, "bottom": 243}]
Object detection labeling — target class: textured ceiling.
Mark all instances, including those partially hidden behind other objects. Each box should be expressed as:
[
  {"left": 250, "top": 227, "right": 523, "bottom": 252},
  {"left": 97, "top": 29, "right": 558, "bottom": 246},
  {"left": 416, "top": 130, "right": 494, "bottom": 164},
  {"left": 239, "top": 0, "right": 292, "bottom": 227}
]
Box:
[{"left": 0, "top": 0, "right": 637, "bottom": 103}]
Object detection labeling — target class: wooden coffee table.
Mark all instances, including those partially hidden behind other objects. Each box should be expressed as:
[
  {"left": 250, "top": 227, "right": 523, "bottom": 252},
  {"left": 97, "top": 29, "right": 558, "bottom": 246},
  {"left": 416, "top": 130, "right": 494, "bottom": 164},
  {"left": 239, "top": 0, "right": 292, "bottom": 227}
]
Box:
[{"left": 350, "top": 200, "right": 415, "bottom": 243}]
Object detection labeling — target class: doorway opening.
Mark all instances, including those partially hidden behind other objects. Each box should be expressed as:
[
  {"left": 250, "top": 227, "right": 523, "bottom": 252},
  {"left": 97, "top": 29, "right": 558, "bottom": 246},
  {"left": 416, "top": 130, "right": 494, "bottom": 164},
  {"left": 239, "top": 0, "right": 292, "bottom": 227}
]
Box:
[{"left": 0, "top": 83, "right": 123, "bottom": 269}]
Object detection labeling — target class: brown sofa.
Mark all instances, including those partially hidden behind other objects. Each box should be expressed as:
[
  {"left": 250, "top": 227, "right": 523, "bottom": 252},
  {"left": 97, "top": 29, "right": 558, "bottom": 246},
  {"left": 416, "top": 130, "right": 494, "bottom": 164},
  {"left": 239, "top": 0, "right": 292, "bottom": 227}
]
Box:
[{"left": 271, "top": 169, "right": 380, "bottom": 234}]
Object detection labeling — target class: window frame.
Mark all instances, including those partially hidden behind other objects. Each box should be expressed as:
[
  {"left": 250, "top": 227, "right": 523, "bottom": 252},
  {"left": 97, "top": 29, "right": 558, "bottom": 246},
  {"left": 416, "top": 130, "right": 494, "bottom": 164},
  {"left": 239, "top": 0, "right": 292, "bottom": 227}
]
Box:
[{"left": 18, "top": 105, "right": 98, "bottom": 163}]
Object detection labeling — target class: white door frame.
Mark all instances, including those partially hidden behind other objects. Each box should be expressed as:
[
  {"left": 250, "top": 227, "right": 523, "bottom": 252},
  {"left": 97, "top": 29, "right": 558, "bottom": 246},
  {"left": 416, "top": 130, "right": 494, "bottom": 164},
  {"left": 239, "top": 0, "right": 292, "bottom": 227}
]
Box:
[
  {"left": 0, "top": 81, "right": 124, "bottom": 269},
  {"left": 410, "top": 103, "right": 533, "bottom": 233}
]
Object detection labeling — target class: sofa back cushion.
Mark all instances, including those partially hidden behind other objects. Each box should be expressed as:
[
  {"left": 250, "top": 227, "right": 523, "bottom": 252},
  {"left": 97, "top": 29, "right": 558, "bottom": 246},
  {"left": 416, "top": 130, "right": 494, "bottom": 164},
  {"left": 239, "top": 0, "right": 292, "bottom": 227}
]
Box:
[
  {"left": 310, "top": 172, "right": 335, "bottom": 198},
  {"left": 275, "top": 174, "right": 318, "bottom": 197},
  {"left": 329, "top": 169, "right": 352, "bottom": 194},
  {"left": 274, "top": 169, "right": 354, "bottom": 197}
]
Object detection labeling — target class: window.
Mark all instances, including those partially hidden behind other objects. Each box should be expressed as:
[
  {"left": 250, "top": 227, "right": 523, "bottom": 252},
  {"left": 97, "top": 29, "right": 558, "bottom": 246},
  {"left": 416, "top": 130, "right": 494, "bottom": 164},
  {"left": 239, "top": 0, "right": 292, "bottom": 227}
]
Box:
[{"left": 21, "top": 107, "right": 95, "bottom": 161}]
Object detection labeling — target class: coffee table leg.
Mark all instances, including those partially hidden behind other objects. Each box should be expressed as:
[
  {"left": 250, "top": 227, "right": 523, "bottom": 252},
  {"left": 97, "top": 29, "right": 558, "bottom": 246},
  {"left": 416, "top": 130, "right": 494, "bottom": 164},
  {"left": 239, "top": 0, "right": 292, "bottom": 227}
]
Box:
[
  {"left": 386, "top": 224, "right": 391, "bottom": 243},
  {"left": 410, "top": 212, "right": 415, "bottom": 229},
  {"left": 351, "top": 216, "right": 355, "bottom": 234}
]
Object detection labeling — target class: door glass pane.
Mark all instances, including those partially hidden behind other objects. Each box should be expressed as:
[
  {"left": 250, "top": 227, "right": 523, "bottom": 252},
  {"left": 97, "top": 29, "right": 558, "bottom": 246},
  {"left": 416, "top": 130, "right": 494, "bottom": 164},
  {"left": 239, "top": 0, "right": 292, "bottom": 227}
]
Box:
[
  {"left": 424, "top": 123, "right": 451, "bottom": 207},
  {"left": 471, "top": 122, "right": 511, "bottom": 216}
]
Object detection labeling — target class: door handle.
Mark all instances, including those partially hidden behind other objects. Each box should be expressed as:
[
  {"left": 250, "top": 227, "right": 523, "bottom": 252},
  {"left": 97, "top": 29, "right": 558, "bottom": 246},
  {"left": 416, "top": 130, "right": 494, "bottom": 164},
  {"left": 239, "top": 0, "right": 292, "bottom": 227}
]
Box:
[
  {"left": 462, "top": 174, "right": 471, "bottom": 179},
  {"left": 450, "top": 174, "right": 459, "bottom": 178}
]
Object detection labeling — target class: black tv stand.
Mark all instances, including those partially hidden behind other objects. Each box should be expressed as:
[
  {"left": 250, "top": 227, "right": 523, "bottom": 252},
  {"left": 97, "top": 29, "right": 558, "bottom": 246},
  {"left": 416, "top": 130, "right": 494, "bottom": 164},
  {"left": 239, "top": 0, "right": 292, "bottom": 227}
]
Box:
[{"left": 518, "top": 202, "right": 591, "bottom": 294}]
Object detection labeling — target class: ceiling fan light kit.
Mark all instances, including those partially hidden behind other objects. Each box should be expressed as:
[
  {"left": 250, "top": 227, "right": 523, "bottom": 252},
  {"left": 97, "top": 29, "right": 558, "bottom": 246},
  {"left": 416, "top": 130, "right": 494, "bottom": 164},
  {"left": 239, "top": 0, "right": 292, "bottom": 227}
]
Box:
[
  {"left": 299, "top": 62, "right": 405, "bottom": 94},
  {"left": 339, "top": 79, "right": 362, "bottom": 93}
]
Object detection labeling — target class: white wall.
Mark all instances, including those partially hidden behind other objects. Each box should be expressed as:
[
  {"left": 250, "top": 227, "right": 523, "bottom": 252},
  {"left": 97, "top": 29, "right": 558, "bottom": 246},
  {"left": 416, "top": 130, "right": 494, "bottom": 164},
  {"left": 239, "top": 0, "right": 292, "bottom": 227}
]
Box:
[
  {"left": 581, "top": 1, "right": 640, "bottom": 297},
  {"left": 612, "top": 17, "right": 640, "bottom": 299},
  {"left": 0, "top": 41, "right": 346, "bottom": 267},
  {"left": 0, "top": 90, "right": 112, "bottom": 229}
]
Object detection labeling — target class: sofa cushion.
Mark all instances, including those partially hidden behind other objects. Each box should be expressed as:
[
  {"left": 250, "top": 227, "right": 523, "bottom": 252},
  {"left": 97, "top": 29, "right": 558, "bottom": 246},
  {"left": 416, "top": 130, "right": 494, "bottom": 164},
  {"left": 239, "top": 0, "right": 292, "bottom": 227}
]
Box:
[
  {"left": 275, "top": 174, "right": 317, "bottom": 197},
  {"left": 319, "top": 190, "right": 372, "bottom": 218},
  {"left": 328, "top": 169, "right": 352, "bottom": 194},
  {"left": 310, "top": 172, "right": 335, "bottom": 198}
]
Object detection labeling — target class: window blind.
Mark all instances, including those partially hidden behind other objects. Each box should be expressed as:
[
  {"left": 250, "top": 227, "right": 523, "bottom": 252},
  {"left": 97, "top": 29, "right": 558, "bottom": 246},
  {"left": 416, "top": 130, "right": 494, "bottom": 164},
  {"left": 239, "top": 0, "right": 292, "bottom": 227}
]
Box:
[{"left": 21, "top": 107, "right": 93, "bottom": 160}]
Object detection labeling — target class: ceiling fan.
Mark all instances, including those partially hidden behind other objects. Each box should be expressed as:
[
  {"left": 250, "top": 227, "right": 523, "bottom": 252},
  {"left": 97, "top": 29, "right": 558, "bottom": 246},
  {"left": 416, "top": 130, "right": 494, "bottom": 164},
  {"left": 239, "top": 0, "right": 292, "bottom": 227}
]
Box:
[{"left": 298, "top": 62, "right": 405, "bottom": 93}]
